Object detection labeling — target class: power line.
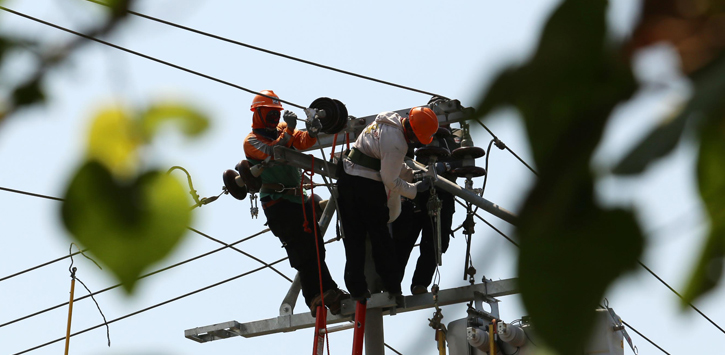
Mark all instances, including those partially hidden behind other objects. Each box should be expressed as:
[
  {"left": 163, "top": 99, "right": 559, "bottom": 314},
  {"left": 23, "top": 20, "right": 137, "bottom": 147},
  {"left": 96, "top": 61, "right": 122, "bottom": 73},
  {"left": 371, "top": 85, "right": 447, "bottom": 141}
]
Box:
[
  {"left": 472, "top": 120, "right": 539, "bottom": 177},
  {"left": 188, "top": 227, "right": 292, "bottom": 283},
  {"left": 0, "top": 186, "right": 287, "bottom": 285},
  {"left": 1, "top": 5, "right": 536, "bottom": 185},
  {"left": 384, "top": 342, "right": 404, "bottom": 355},
  {"left": 0, "top": 229, "right": 270, "bottom": 328},
  {"left": 0, "top": 186, "right": 63, "bottom": 201},
  {"left": 0, "top": 250, "right": 84, "bottom": 282},
  {"left": 637, "top": 261, "right": 725, "bottom": 335},
  {"left": 454, "top": 198, "right": 519, "bottom": 248},
  {"left": 0, "top": 6, "right": 307, "bottom": 110},
  {"left": 86, "top": 0, "right": 447, "bottom": 99},
  {"left": 12, "top": 258, "right": 287, "bottom": 355},
  {"left": 622, "top": 320, "right": 670, "bottom": 355}
]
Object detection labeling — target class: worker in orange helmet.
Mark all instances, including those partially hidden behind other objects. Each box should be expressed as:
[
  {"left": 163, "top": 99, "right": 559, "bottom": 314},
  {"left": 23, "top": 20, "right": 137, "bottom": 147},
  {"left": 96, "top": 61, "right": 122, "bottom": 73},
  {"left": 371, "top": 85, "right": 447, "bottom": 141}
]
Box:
[
  {"left": 243, "top": 90, "right": 347, "bottom": 316},
  {"left": 336, "top": 106, "right": 439, "bottom": 300}
]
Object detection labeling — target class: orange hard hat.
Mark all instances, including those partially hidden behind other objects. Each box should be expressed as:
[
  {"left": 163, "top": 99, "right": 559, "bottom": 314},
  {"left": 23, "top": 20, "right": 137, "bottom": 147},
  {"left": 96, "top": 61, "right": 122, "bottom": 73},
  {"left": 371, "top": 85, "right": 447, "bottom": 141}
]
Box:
[
  {"left": 408, "top": 107, "right": 439, "bottom": 145},
  {"left": 250, "top": 90, "right": 283, "bottom": 111}
]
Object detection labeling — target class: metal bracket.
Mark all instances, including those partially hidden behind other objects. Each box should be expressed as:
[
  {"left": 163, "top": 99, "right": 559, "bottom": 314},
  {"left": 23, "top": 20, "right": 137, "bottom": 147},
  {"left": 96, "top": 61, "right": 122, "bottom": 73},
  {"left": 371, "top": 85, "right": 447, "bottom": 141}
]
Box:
[
  {"left": 473, "top": 290, "right": 500, "bottom": 320},
  {"left": 185, "top": 279, "right": 518, "bottom": 342}
]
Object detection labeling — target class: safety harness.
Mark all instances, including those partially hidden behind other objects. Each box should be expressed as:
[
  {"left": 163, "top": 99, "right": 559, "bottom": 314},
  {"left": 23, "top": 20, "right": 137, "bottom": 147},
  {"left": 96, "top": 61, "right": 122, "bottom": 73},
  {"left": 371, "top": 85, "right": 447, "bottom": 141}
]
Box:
[{"left": 347, "top": 147, "right": 381, "bottom": 171}]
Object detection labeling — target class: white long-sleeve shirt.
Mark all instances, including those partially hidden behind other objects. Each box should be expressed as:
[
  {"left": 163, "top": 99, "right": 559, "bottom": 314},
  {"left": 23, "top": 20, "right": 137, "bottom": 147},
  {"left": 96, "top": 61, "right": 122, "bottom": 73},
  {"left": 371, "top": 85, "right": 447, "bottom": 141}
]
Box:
[{"left": 343, "top": 112, "right": 416, "bottom": 221}]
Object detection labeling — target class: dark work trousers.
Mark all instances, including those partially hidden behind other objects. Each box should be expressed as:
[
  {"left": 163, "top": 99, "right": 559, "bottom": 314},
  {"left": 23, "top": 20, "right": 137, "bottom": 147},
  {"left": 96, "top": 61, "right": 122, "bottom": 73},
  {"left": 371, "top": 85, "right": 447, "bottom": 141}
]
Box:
[
  {"left": 336, "top": 167, "right": 402, "bottom": 298},
  {"left": 392, "top": 189, "right": 454, "bottom": 289},
  {"left": 263, "top": 198, "right": 338, "bottom": 307}
]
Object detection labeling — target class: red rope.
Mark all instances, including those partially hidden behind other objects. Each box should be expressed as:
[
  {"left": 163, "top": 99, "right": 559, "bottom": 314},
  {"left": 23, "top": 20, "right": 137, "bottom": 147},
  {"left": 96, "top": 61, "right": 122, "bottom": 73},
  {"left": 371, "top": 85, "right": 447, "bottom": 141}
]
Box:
[
  {"left": 346, "top": 132, "right": 350, "bottom": 151},
  {"left": 330, "top": 133, "right": 338, "bottom": 160},
  {"left": 300, "top": 157, "right": 331, "bottom": 354}
]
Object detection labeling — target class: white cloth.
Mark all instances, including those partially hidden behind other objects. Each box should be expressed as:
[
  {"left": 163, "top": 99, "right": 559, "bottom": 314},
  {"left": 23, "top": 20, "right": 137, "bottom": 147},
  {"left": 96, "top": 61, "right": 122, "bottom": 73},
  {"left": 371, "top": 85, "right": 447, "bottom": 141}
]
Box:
[{"left": 343, "top": 111, "right": 416, "bottom": 222}]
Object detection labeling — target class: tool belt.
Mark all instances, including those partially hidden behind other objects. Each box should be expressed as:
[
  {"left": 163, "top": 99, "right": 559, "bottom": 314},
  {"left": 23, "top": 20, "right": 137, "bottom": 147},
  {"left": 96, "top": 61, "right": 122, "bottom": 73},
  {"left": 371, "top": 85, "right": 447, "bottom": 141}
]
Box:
[
  {"left": 347, "top": 147, "right": 381, "bottom": 171},
  {"left": 259, "top": 183, "right": 302, "bottom": 196}
]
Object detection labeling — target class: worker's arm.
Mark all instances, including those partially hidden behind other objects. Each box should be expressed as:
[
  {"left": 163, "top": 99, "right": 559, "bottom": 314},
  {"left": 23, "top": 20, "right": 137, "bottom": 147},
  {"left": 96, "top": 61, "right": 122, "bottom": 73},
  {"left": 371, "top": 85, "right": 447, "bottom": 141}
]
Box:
[{"left": 379, "top": 130, "right": 417, "bottom": 199}]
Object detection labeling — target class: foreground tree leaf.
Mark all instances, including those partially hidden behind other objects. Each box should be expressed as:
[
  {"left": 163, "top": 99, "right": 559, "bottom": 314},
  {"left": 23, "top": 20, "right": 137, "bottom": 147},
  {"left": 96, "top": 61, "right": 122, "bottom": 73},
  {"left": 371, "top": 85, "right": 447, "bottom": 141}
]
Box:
[
  {"left": 683, "top": 113, "right": 725, "bottom": 304},
  {"left": 140, "top": 102, "right": 210, "bottom": 141},
  {"left": 614, "top": 53, "right": 725, "bottom": 175},
  {"left": 473, "top": 1, "right": 644, "bottom": 353},
  {"left": 87, "top": 107, "right": 141, "bottom": 178},
  {"left": 61, "top": 161, "right": 191, "bottom": 293},
  {"left": 11, "top": 78, "right": 45, "bottom": 108}
]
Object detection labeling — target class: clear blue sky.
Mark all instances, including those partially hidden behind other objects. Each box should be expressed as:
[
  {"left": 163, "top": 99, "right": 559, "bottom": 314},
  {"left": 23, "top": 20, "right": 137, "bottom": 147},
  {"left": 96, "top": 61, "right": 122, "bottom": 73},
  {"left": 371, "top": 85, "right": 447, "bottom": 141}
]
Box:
[{"left": 1, "top": 0, "right": 722, "bottom": 354}]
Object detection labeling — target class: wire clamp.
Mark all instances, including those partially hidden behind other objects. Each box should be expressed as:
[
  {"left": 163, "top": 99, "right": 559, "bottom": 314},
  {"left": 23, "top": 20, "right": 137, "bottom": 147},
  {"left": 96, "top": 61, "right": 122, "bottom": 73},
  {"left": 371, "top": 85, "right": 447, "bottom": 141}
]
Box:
[{"left": 249, "top": 193, "right": 259, "bottom": 219}]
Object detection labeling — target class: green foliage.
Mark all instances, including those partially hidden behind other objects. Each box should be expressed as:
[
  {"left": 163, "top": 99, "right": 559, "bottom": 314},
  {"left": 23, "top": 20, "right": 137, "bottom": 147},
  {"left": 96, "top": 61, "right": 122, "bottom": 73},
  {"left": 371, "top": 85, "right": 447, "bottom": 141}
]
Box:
[
  {"left": 682, "top": 100, "right": 725, "bottom": 304},
  {"left": 140, "top": 103, "right": 210, "bottom": 141},
  {"left": 12, "top": 78, "right": 45, "bottom": 108},
  {"left": 61, "top": 102, "right": 208, "bottom": 294},
  {"left": 615, "top": 53, "right": 725, "bottom": 175},
  {"left": 473, "top": 1, "right": 644, "bottom": 353},
  {"left": 87, "top": 107, "right": 142, "bottom": 178},
  {"left": 61, "top": 161, "right": 191, "bottom": 293},
  {"left": 614, "top": 53, "right": 725, "bottom": 304}
]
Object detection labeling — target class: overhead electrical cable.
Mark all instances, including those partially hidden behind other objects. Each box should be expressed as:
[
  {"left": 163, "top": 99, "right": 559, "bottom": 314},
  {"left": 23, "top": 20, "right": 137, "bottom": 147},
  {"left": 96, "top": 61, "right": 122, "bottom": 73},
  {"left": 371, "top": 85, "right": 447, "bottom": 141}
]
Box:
[
  {"left": 0, "top": 186, "right": 287, "bottom": 283},
  {"left": 0, "top": 6, "right": 307, "bottom": 110},
  {"left": 637, "top": 261, "right": 725, "bottom": 335},
  {"left": 454, "top": 198, "right": 519, "bottom": 248},
  {"left": 455, "top": 195, "right": 724, "bottom": 344},
  {"left": 0, "top": 5, "right": 539, "bottom": 181},
  {"left": 472, "top": 121, "right": 539, "bottom": 177},
  {"left": 0, "top": 229, "right": 271, "bottom": 328},
  {"left": 0, "top": 249, "right": 85, "bottom": 282},
  {"left": 622, "top": 320, "right": 670, "bottom": 355},
  {"left": 0, "top": 186, "right": 63, "bottom": 201},
  {"left": 12, "top": 258, "right": 287, "bottom": 355},
  {"left": 83, "top": 0, "right": 542, "bottom": 178},
  {"left": 188, "top": 227, "right": 292, "bottom": 283},
  {"left": 85, "top": 0, "right": 447, "bottom": 99}
]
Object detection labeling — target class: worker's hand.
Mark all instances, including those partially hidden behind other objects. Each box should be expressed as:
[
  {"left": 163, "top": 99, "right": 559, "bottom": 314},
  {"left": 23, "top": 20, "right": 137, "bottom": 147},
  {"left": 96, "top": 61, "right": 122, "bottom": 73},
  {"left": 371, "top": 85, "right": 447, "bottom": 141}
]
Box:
[
  {"left": 415, "top": 177, "right": 432, "bottom": 192},
  {"left": 283, "top": 110, "right": 297, "bottom": 130},
  {"left": 306, "top": 117, "right": 323, "bottom": 138}
]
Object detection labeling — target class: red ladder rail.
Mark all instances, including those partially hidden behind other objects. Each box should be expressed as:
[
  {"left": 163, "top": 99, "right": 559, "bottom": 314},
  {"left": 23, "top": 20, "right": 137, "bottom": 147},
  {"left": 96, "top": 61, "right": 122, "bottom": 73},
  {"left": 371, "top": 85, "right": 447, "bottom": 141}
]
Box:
[{"left": 352, "top": 300, "right": 367, "bottom": 355}]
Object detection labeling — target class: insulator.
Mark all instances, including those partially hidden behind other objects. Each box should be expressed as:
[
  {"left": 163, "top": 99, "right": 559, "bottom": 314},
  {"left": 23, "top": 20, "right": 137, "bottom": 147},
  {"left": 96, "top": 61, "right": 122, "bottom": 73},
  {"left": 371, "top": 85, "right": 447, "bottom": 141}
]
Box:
[
  {"left": 467, "top": 326, "right": 489, "bottom": 351},
  {"left": 497, "top": 322, "right": 527, "bottom": 347}
]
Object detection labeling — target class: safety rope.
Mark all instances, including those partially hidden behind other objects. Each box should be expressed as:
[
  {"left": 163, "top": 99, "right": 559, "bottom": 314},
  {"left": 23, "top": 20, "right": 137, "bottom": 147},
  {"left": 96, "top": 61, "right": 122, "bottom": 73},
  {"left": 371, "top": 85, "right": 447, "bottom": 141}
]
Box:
[
  {"left": 299, "top": 157, "right": 331, "bottom": 355},
  {"left": 330, "top": 133, "right": 339, "bottom": 161}
]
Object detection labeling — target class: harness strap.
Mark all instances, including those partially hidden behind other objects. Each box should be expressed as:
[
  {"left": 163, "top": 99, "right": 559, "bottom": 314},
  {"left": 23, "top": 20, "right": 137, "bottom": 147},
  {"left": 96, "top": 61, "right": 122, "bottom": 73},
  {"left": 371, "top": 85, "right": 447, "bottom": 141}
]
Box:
[{"left": 347, "top": 147, "right": 381, "bottom": 171}]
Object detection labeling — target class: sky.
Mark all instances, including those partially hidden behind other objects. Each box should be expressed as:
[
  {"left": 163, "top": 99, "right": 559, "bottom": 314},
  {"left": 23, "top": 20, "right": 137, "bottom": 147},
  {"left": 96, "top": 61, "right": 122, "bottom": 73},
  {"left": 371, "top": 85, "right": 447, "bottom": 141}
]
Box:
[{"left": 1, "top": 0, "right": 723, "bottom": 354}]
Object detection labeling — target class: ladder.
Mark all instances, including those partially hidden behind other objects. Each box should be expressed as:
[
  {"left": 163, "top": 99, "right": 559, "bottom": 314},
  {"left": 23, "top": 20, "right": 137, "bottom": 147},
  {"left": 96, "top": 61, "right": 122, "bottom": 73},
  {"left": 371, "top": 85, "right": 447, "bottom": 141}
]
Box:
[
  {"left": 313, "top": 306, "right": 327, "bottom": 355},
  {"left": 352, "top": 300, "right": 367, "bottom": 355}
]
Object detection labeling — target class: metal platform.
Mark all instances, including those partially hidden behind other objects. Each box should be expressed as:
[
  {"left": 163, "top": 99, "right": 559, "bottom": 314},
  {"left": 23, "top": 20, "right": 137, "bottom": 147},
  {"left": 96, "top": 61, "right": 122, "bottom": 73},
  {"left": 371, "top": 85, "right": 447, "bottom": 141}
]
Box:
[{"left": 185, "top": 278, "right": 518, "bottom": 343}]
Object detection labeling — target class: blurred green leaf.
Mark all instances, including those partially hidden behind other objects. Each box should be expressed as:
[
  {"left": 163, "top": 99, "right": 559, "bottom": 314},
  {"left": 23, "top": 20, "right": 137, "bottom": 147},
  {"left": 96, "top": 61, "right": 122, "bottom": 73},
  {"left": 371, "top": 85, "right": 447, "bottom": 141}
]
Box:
[
  {"left": 140, "top": 103, "right": 210, "bottom": 142},
  {"left": 61, "top": 161, "right": 192, "bottom": 293},
  {"left": 0, "top": 36, "right": 12, "bottom": 65},
  {"left": 614, "top": 52, "right": 725, "bottom": 175},
  {"left": 87, "top": 106, "right": 141, "bottom": 178},
  {"left": 473, "top": 0, "right": 643, "bottom": 353},
  {"left": 12, "top": 78, "right": 45, "bottom": 108},
  {"left": 612, "top": 112, "right": 687, "bottom": 175},
  {"left": 518, "top": 180, "right": 644, "bottom": 355},
  {"left": 683, "top": 114, "right": 725, "bottom": 304}
]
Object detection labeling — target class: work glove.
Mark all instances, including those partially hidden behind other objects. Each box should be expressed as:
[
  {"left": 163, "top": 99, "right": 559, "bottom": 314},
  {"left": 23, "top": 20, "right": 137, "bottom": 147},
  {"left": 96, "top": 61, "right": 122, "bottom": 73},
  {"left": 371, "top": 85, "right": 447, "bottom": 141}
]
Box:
[
  {"left": 415, "top": 177, "right": 432, "bottom": 192},
  {"left": 283, "top": 110, "right": 297, "bottom": 130},
  {"left": 306, "top": 117, "right": 323, "bottom": 138}
]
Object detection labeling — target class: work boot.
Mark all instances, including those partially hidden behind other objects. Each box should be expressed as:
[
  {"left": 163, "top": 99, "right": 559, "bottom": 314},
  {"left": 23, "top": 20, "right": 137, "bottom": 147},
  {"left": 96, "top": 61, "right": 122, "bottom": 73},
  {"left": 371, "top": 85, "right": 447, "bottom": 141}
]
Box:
[
  {"left": 323, "top": 288, "right": 350, "bottom": 315},
  {"left": 411, "top": 285, "right": 428, "bottom": 295},
  {"left": 308, "top": 293, "right": 323, "bottom": 317}
]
